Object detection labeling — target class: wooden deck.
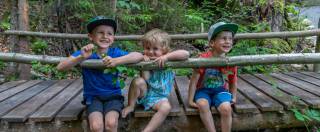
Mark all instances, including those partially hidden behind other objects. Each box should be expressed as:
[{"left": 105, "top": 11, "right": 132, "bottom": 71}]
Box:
[{"left": 0, "top": 72, "right": 320, "bottom": 131}]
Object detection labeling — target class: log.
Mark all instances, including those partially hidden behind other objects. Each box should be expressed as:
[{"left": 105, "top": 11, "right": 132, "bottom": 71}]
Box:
[
  {"left": 1, "top": 52, "right": 320, "bottom": 70},
  {"left": 0, "top": 111, "right": 318, "bottom": 131},
  {"left": 1, "top": 29, "right": 320, "bottom": 40}
]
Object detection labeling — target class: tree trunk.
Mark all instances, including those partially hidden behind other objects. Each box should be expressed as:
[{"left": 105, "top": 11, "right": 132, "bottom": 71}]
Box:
[
  {"left": 107, "top": 0, "right": 117, "bottom": 18},
  {"left": 4, "top": 0, "right": 19, "bottom": 79},
  {"left": 17, "top": 0, "right": 31, "bottom": 80}
]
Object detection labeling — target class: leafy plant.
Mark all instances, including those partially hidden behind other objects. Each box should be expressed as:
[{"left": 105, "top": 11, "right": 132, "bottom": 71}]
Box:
[
  {"left": 0, "top": 22, "right": 11, "bottom": 30},
  {"left": 0, "top": 61, "right": 5, "bottom": 71},
  {"left": 31, "top": 61, "right": 80, "bottom": 80},
  {"left": 291, "top": 108, "right": 320, "bottom": 132},
  {"left": 104, "top": 66, "right": 139, "bottom": 89},
  {"left": 174, "top": 68, "right": 193, "bottom": 76},
  {"left": 31, "top": 39, "right": 48, "bottom": 54}
]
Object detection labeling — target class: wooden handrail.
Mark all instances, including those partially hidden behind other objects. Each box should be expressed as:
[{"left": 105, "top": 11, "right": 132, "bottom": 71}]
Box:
[
  {"left": 1, "top": 29, "right": 320, "bottom": 40},
  {"left": 0, "top": 52, "right": 320, "bottom": 70}
]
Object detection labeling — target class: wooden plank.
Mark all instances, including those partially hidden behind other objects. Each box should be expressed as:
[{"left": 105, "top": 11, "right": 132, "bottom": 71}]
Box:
[
  {"left": 240, "top": 74, "right": 307, "bottom": 109},
  {"left": 284, "top": 72, "right": 320, "bottom": 87},
  {"left": 0, "top": 80, "right": 42, "bottom": 102},
  {"left": 255, "top": 74, "right": 320, "bottom": 108},
  {"left": 300, "top": 72, "right": 320, "bottom": 80},
  {"left": 28, "top": 79, "right": 83, "bottom": 122},
  {"left": 0, "top": 80, "right": 55, "bottom": 117},
  {"left": 234, "top": 91, "right": 259, "bottom": 113},
  {"left": 134, "top": 78, "right": 182, "bottom": 117},
  {"left": 175, "top": 76, "right": 218, "bottom": 115},
  {"left": 0, "top": 80, "right": 26, "bottom": 93},
  {"left": 1, "top": 79, "right": 74, "bottom": 122},
  {"left": 55, "top": 91, "right": 84, "bottom": 121},
  {"left": 237, "top": 77, "right": 283, "bottom": 112},
  {"left": 271, "top": 73, "right": 320, "bottom": 97}
]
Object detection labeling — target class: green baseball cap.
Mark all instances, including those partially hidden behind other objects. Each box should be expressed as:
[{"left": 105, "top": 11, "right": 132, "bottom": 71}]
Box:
[
  {"left": 208, "top": 22, "right": 238, "bottom": 41},
  {"left": 87, "top": 16, "right": 117, "bottom": 33}
]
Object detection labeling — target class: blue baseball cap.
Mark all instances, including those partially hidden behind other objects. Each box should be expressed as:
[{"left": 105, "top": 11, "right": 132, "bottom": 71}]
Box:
[
  {"left": 208, "top": 22, "right": 238, "bottom": 41},
  {"left": 87, "top": 16, "right": 117, "bottom": 33}
]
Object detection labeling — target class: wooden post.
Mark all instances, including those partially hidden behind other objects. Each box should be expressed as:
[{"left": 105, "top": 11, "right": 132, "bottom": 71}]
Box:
[
  {"left": 17, "top": 0, "right": 31, "bottom": 80},
  {"left": 314, "top": 18, "right": 320, "bottom": 73},
  {"left": 4, "top": 0, "right": 19, "bottom": 79}
]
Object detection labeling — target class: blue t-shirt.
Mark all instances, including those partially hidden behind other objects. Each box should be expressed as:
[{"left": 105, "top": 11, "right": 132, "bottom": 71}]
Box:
[{"left": 72, "top": 47, "right": 128, "bottom": 104}]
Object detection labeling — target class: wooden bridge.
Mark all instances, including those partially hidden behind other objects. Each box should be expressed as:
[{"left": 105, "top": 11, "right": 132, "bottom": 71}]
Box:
[{"left": 0, "top": 72, "right": 319, "bottom": 131}]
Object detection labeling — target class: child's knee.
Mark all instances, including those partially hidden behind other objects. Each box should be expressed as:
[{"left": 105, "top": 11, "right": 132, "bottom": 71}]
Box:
[
  {"left": 158, "top": 101, "right": 171, "bottom": 114},
  {"left": 196, "top": 99, "right": 210, "bottom": 111},
  {"left": 90, "top": 120, "right": 104, "bottom": 132},
  {"left": 105, "top": 117, "right": 118, "bottom": 130},
  {"left": 133, "top": 77, "right": 146, "bottom": 87},
  {"left": 218, "top": 103, "right": 232, "bottom": 117}
]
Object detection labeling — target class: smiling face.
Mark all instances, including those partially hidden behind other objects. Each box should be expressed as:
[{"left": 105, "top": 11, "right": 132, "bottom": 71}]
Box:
[
  {"left": 141, "top": 29, "right": 171, "bottom": 59},
  {"left": 143, "top": 43, "right": 166, "bottom": 59},
  {"left": 88, "top": 25, "right": 115, "bottom": 49},
  {"left": 209, "top": 31, "right": 234, "bottom": 56}
]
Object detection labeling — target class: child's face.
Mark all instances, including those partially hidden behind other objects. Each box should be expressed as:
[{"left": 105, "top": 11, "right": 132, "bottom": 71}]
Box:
[
  {"left": 210, "top": 31, "right": 234, "bottom": 54},
  {"left": 88, "top": 25, "right": 115, "bottom": 49},
  {"left": 143, "top": 43, "right": 165, "bottom": 59}
]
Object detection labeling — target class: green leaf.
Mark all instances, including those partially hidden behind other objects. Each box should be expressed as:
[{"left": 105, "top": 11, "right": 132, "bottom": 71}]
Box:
[
  {"left": 291, "top": 109, "right": 306, "bottom": 121},
  {"left": 119, "top": 79, "right": 126, "bottom": 89},
  {"left": 306, "top": 109, "right": 320, "bottom": 121},
  {"left": 116, "top": 66, "right": 127, "bottom": 73}
]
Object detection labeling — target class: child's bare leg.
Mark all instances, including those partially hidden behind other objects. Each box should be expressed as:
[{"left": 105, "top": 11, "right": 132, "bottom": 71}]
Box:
[
  {"left": 122, "top": 77, "right": 147, "bottom": 118},
  {"left": 143, "top": 100, "right": 171, "bottom": 132},
  {"left": 196, "top": 99, "right": 216, "bottom": 132},
  {"left": 104, "top": 111, "right": 120, "bottom": 132},
  {"left": 88, "top": 112, "right": 104, "bottom": 132},
  {"left": 218, "top": 102, "right": 232, "bottom": 132}
]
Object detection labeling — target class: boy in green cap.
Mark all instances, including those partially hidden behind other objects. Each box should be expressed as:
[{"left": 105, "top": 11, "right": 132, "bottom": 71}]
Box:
[
  {"left": 188, "top": 22, "right": 238, "bottom": 132},
  {"left": 57, "top": 16, "right": 143, "bottom": 132}
]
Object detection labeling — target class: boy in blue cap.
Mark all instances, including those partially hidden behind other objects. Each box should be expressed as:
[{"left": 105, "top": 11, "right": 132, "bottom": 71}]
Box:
[
  {"left": 57, "top": 16, "right": 143, "bottom": 132},
  {"left": 188, "top": 22, "right": 238, "bottom": 132}
]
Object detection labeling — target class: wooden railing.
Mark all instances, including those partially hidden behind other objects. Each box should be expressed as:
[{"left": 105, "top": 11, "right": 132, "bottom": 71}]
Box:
[
  {"left": 0, "top": 28, "right": 320, "bottom": 71},
  {"left": 1, "top": 29, "right": 320, "bottom": 40}
]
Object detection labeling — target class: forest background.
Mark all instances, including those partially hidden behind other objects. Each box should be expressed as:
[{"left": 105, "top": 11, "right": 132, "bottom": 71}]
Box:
[{"left": 0, "top": 0, "right": 319, "bottom": 81}]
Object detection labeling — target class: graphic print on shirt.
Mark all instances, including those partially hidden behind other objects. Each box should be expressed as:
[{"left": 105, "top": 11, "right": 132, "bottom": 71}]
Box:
[{"left": 201, "top": 68, "right": 225, "bottom": 88}]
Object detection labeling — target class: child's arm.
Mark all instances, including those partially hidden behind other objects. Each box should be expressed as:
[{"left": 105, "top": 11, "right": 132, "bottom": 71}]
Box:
[
  {"left": 229, "top": 82, "right": 237, "bottom": 104},
  {"left": 102, "top": 52, "right": 143, "bottom": 67},
  {"left": 57, "top": 44, "right": 94, "bottom": 71},
  {"left": 155, "top": 50, "right": 190, "bottom": 67},
  {"left": 188, "top": 70, "right": 200, "bottom": 108}
]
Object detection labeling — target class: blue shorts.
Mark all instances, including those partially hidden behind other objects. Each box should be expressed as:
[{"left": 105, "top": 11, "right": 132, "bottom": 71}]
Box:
[
  {"left": 86, "top": 95, "right": 124, "bottom": 116},
  {"left": 194, "top": 87, "right": 232, "bottom": 108}
]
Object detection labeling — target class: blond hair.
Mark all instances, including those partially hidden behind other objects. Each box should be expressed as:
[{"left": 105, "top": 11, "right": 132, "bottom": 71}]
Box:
[{"left": 141, "top": 29, "right": 171, "bottom": 54}]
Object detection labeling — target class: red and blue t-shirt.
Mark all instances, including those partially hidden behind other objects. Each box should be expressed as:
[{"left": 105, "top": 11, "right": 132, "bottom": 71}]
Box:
[{"left": 196, "top": 52, "right": 237, "bottom": 90}]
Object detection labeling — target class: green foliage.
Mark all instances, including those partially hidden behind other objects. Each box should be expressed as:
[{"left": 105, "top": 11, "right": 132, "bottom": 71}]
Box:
[
  {"left": 0, "top": 22, "right": 11, "bottom": 30},
  {"left": 228, "top": 39, "right": 285, "bottom": 74},
  {"left": 114, "top": 41, "right": 143, "bottom": 52},
  {"left": 0, "top": 61, "right": 5, "bottom": 71},
  {"left": 104, "top": 66, "right": 139, "bottom": 89},
  {"left": 174, "top": 68, "right": 192, "bottom": 76},
  {"left": 31, "top": 61, "right": 80, "bottom": 80},
  {"left": 31, "top": 39, "right": 48, "bottom": 54},
  {"left": 0, "top": 11, "right": 11, "bottom": 30},
  {"left": 291, "top": 108, "right": 320, "bottom": 131}
]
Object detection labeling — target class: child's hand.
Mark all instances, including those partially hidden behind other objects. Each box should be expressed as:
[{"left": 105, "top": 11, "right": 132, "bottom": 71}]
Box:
[
  {"left": 143, "top": 55, "right": 151, "bottom": 61},
  {"left": 231, "top": 98, "right": 236, "bottom": 105},
  {"left": 81, "top": 44, "right": 94, "bottom": 59},
  {"left": 102, "top": 56, "right": 119, "bottom": 67},
  {"left": 189, "top": 100, "right": 198, "bottom": 108},
  {"left": 154, "top": 55, "right": 168, "bottom": 68}
]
